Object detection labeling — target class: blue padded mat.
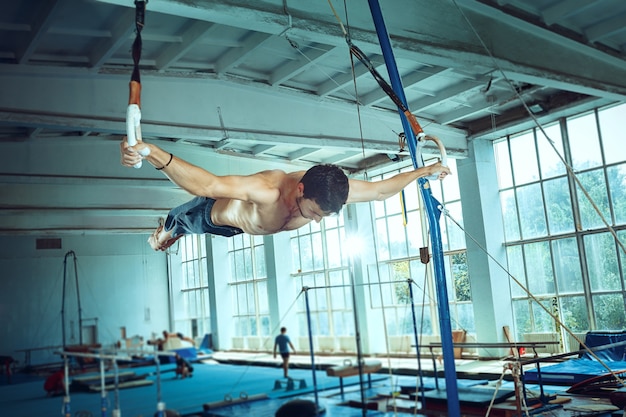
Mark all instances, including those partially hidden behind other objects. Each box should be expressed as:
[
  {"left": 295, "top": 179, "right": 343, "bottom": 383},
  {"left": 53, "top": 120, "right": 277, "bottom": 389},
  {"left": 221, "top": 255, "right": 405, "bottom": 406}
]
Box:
[
  {"left": 523, "top": 359, "right": 626, "bottom": 385},
  {"left": 524, "top": 331, "right": 626, "bottom": 385}
]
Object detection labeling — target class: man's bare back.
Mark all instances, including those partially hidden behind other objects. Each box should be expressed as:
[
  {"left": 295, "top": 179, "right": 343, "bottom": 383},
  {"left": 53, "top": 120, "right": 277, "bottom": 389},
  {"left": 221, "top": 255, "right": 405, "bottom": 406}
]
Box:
[{"left": 211, "top": 170, "right": 312, "bottom": 235}]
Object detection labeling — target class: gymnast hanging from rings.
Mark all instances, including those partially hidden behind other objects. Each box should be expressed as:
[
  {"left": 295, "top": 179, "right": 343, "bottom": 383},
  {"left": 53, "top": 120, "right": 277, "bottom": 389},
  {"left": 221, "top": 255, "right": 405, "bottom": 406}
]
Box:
[{"left": 120, "top": 1, "right": 450, "bottom": 251}]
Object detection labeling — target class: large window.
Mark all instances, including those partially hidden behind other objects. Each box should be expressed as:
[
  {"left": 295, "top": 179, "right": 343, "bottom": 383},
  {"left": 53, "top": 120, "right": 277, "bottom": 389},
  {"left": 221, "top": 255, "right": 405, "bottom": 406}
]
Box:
[
  {"left": 178, "top": 235, "right": 211, "bottom": 339},
  {"left": 290, "top": 215, "right": 352, "bottom": 339},
  {"left": 495, "top": 103, "right": 626, "bottom": 345},
  {"left": 228, "top": 234, "right": 270, "bottom": 338},
  {"left": 369, "top": 159, "right": 473, "bottom": 338}
]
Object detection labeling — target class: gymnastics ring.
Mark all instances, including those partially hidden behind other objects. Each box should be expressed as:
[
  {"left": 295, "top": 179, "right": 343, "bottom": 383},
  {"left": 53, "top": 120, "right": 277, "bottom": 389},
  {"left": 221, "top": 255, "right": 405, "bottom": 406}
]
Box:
[{"left": 418, "top": 134, "right": 448, "bottom": 180}]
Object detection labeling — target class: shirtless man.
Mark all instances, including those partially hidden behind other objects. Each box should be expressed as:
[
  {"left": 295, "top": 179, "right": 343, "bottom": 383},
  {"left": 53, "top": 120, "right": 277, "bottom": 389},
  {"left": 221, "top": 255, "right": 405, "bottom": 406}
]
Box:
[{"left": 120, "top": 138, "right": 451, "bottom": 250}]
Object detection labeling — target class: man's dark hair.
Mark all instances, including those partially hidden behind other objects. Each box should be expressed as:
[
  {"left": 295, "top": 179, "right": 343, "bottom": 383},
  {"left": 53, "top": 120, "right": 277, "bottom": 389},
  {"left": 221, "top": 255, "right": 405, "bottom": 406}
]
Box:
[
  {"left": 275, "top": 399, "right": 319, "bottom": 417},
  {"left": 300, "top": 164, "right": 348, "bottom": 214}
]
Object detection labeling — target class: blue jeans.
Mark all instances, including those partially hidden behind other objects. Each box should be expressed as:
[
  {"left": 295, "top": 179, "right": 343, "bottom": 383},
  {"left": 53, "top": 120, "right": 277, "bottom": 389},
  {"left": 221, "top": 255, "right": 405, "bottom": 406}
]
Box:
[{"left": 164, "top": 197, "right": 243, "bottom": 238}]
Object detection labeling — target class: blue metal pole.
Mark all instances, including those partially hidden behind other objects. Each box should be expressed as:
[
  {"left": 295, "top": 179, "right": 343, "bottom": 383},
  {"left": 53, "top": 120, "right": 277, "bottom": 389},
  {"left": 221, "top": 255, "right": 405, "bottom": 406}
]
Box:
[{"left": 366, "top": 1, "right": 460, "bottom": 415}]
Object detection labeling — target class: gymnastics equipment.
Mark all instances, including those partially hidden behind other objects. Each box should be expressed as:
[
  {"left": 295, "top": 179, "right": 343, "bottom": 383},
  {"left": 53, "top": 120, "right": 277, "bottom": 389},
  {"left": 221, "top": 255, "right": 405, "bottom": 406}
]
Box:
[
  {"left": 126, "top": 0, "right": 150, "bottom": 168},
  {"left": 365, "top": 1, "right": 460, "bottom": 415},
  {"left": 62, "top": 251, "right": 82, "bottom": 348},
  {"left": 418, "top": 135, "right": 448, "bottom": 181},
  {"left": 325, "top": 359, "right": 382, "bottom": 396},
  {"left": 57, "top": 348, "right": 177, "bottom": 417},
  {"left": 272, "top": 377, "right": 307, "bottom": 391},
  {"left": 57, "top": 350, "right": 121, "bottom": 417}
]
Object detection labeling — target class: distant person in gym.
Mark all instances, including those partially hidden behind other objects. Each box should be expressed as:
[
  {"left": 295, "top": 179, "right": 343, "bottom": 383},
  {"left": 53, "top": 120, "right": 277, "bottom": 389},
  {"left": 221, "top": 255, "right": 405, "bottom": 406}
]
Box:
[{"left": 274, "top": 327, "right": 296, "bottom": 378}]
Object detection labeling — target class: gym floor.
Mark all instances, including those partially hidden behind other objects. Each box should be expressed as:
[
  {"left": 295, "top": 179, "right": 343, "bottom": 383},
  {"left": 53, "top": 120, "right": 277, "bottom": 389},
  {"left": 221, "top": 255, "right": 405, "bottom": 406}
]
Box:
[{"left": 0, "top": 351, "right": 617, "bottom": 417}]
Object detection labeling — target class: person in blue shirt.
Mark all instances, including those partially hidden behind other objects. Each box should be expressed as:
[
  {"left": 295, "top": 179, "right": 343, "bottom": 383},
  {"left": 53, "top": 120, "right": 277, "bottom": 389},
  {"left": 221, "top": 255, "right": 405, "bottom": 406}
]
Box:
[{"left": 274, "top": 327, "right": 296, "bottom": 378}]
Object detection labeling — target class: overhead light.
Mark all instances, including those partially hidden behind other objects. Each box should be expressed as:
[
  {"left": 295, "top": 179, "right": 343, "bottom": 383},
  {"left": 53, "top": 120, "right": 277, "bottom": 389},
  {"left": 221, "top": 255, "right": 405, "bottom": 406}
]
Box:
[{"left": 529, "top": 103, "right": 545, "bottom": 114}]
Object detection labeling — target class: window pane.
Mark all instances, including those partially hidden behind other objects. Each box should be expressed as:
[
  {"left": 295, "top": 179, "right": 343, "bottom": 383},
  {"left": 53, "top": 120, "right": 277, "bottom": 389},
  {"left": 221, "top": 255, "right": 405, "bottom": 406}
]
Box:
[
  {"left": 552, "top": 238, "right": 583, "bottom": 293},
  {"left": 373, "top": 199, "right": 385, "bottom": 218},
  {"left": 500, "top": 189, "right": 520, "bottom": 241},
  {"left": 367, "top": 264, "right": 385, "bottom": 308},
  {"left": 326, "top": 228, "right": 342, "bottom": 269},
  {"left": 234, "top": 251, "right": 244, "bottom": 281},
  {"left": 599, "top": 104, "right": 626, "bottom": 165},
  {"left": 255, "top": 245, "right": 266, "bottom": 278},
  {"left": 531, "top": 299, "right": 556, "bottom": 332},
  {"left": 330, "top": 271, "right": 347, "bottom": 309},
  {"left": 445, "top": 201, "right": 465, "bottom": 251},
  {"left": 494, "top": 139, "right": 513, "bottom": 189},
  {"left": 524, "top": 242, "right": 554, "bottom": 295},
  {"left": 442, "top": 159, "right": 460, "bottom": 201},
  {"left": 452, "top": 252, "right": 471, "bottom": 302},
  {"left": 592, "top": 293, "right": 626, "bottom": 330},
  {"left": 455, "top": 303, "right": 475, "bottom": 333},
  {"left": 300, "top": 235, "right": 313, "bottom": 271},
  {"left": 290, "top": 238, "right": 301, "bottom": 272},
  {"left": 246, "top": 283, "right": 255, "bottom": 314},
  {"left": 537, "top": 123, "right": 566, "bottom": 179},
  {"left": 409, "top": 259, "right": 427, "bottom": 291},
  {"left": 607, "top": 163, "right": 626, "bottom": 225},
  {"left": 404, "top": 181, "right": 420, "bottom": 211},
  {"left": 385, "top": 191, "right": 402, "bottom": 215},
  {"left": 406, "top": 210, "right": 423, "bottom": 257},
  {"left": 517, "top": 183, "right": 547, "bottom": 239},
  {"left": 375, "top": 218, "right": 390, "bottom": 261},
  {"left": 584, "top": 232, "right": 620, "bottom": 291},
  {"left": 388, "top": 215, "right": 408, "bottom": 259},
  {"left": 577, "top": 169, "right": 610, "bottom": 230},
  {"left": 543, "top": 177, "right": 574, "bottom": 234},
  {"left": 568, "top": 112, "right": 602, "bottom": 171},
  {"left": 312, "top": 232, "right": 324, "bottom": 270},
  {"left": 560, "top": 296, "right": 589, "bottom": 332},
  {"left": 507, "top": 245, "right": 526, "bottom": 298},
  {"left": 258, "top": 281, "right": 268, "bottom": 314},
  {"left": 510, "top": 131, "right": 540, "bottom": 185},
  {"left": 512, "top": 299, "right": 532, "bottom": 337},
  {"left": 244, "top": 248, "right": 253, "bottom": 279}
]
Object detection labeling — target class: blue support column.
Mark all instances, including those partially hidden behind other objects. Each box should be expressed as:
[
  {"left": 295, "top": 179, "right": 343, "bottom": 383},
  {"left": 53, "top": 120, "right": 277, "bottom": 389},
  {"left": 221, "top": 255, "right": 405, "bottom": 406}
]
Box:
[{"left": 366, "top": 1, "right": 460, "bottom": 415}]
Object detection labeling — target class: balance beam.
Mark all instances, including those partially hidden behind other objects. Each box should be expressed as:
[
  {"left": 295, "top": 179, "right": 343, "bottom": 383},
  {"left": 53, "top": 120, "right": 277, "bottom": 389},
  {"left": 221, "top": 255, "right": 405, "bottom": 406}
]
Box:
[{"left": 326, "top": 359, "right": 382, "bottom": 395}]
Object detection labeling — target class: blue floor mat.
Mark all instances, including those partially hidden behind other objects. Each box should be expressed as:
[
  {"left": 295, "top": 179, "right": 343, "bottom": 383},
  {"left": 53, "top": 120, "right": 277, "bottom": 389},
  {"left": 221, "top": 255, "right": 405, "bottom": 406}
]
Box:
[
  {"left": 523, "top": 359, "right": 626, "bottom": 385},
  {"left": 0, "top": 362, "right": 389, "bottom": 417}
]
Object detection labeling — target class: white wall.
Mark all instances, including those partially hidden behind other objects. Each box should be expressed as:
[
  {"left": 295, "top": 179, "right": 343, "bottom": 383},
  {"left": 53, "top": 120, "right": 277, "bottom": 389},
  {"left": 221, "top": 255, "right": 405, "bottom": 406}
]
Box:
[{"left": 0, "top": 234, "right": 169, "bottom": 366}]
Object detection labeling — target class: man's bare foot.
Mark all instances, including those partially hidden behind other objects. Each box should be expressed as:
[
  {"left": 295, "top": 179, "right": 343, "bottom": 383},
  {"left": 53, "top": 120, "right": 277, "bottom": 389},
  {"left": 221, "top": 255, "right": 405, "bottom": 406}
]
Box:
[{"left": 148, "top": 221, "right": 184, "bottom": 251}]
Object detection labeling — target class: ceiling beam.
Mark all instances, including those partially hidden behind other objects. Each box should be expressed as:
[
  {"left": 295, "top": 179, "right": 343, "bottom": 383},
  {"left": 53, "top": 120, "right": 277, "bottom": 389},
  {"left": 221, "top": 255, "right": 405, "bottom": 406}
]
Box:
[
  {"left": 540, "top": 0, "right": 593, "bottom": 26},
  {"left": 585, "top": 13, "right": 626, "bottom": 43},
  {"left": 89, "top": 8, "right": 135, "bottom": 70},
  {"left": 16, "top": 0, "right": 62, "bottom": 64},
  {"left": 270, "top": 44, "right": 335, "bottom": 86},
  {"left": 156, "top": 21, "right": 219, "bottom": 71},
  {"left": 215, "top": 32, "right": 273, "bottom": 74},
  {"left": 96, "top": 0, "right": 626, "bottom": 101}
]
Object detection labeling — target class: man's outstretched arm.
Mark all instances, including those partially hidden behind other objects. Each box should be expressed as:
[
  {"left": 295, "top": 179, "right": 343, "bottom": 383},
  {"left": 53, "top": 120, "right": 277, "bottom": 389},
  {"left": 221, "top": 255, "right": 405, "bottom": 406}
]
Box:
[
  {"left": 120, "top": 138, "right": 279, "bottom": 204},
  {"left": 346, "top": 162, "right": 451, "bottom": 204}
]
